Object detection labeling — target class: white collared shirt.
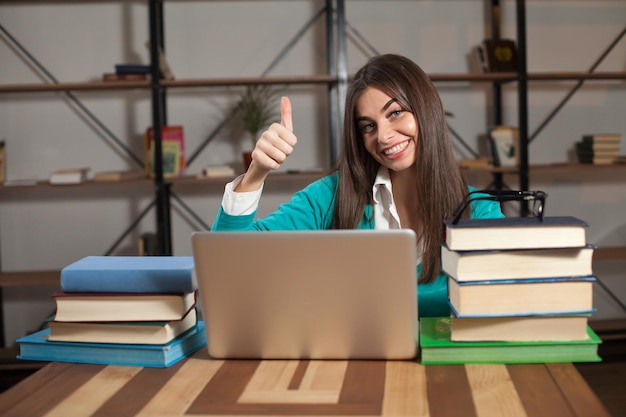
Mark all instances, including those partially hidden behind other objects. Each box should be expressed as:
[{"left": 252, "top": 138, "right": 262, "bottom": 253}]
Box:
[{"left": 220, "top": 167, "right": 422, "bottom": 263}]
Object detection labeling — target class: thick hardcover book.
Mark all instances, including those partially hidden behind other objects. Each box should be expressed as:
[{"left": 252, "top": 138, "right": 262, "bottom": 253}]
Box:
[
  {"left": 441, "top": 244, "right": 594, "bottom": 282},
  {"left": 448, "top": 276, "right": 596, "bottom": 317},
  {"left": 450, "top": 314, "right": 590, "bottom": 342},
  {"left": 48, "top": 308, "right": 198, "bottom": 345},
  {"left": 17, "top": 321, "right": 206, "bottom": 368},
  {"left": 576, "top": 141, "right": 620, "bottom": 153},
  {"left": 52, "top": 290, "right": 197, "bottom": 322},
  {"left": 60, "top": 256, "right": 196, "bottom": 293},
  {"left": 443, "top": 216, "right": 588, "bottom": 251},
  {"left": 420, "top": 317, "right": 601, "bottom": 365}
]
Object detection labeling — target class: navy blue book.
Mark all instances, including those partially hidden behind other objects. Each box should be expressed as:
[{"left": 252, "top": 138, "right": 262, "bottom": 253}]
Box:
[
  {"left": 61, "top": 256, "right": 196, "bottom": 294},
  {"left": 443, "top": 216, "right": 588, "bottom": 251},
  {"left": 448, "top": 275, "right": 596, "bottom": 317},
  {"left": 115, "top": 64, "right": 151, "bottom": 74},
  {"left": 17, "top": 321, "right": 206, "bottom": 368}
]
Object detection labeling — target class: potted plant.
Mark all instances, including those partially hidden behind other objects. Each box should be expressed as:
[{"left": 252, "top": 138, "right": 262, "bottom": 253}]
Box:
[{"left": 238, "top": 85, "right": 278, "bottom": 168}]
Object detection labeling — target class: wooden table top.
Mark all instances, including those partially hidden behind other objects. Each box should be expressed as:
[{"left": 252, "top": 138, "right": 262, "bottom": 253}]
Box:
[{"left": 0, "top": 349, "right": 611, "bottom": 417}]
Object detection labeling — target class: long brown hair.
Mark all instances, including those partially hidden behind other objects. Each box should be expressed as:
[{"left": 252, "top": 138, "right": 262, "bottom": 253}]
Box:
[{"left": 332, "top": 54, "right": 468, "bottom": 283}]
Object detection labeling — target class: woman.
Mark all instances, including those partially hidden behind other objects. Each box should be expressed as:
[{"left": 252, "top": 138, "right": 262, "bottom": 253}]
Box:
[{"left": 213, "top": 54, "right": 504, "bottom": 316}]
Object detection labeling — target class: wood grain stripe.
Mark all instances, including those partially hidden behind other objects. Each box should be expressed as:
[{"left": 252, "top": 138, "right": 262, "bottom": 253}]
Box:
[
  {"left": 382, "top": 361, "right": 429, "bottom": 416},
  {"left": 2, "top": 363, "right": 104, "bottom": 417},
  {"left": 425, "top": 365, "right": 476, "bottom": 417},
  {"left": 465, "top": 364, "right": 526, "bottom": 417},
  {"left": 0, "top": 362, "right": 72, "bottom": 416},
  {"left": 339, "top": 361, "right": 386, "bottom": 404},
  {"left": 507, "top": 364, "right": 576, "bottom": 417},
  {"left": 545, "top": 363, "right": 612, "bottom": 417},
  {"left": 44, "top": 365, "right": 142, "bottom": 417},
  {"left": 136, "top": 357, "right": 224, "bottom": 416},
  {"left": 186, "top": 360, "right": 260, "bottom": 414}
]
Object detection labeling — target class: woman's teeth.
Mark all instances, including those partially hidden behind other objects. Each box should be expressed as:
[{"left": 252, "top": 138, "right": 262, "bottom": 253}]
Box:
[{"left": 384, "top": 141, "right": 409, "bottom": 156}]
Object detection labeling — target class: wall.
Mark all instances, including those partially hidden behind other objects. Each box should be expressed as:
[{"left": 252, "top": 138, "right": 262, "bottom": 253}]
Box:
[{"left": 0, "top": 0, "right": 625, "bottom": 345}]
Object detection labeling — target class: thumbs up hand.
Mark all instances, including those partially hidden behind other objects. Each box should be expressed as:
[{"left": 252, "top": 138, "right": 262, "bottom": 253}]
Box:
[{"left": 237, "top": 97, "right": 298, "bottom": 191}]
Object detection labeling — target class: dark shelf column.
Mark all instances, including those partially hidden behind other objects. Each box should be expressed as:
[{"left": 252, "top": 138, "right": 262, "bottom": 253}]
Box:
[
  {"left": 149, "top": 0, "right": 173, "bottom": 255},
  {"left": 516, "top": 0, "right": 530, "bottom": 215}
]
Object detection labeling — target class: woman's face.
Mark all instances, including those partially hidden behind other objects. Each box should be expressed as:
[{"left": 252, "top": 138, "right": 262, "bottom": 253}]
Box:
[{"left": 355, "top": 87, "right": 418, "bottom": 172}]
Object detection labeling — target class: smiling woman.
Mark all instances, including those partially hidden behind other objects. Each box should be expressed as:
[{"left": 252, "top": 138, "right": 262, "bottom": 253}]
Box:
[{"left": 210, "top": 54, "right": 505, "bottom": 318}]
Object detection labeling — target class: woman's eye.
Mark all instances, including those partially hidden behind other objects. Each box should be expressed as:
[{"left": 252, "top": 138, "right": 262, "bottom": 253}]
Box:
[
  {"left": 360, "top": 123, "right": 375, "bottom": 133},
  {"left": 389, "top": 109, "right": 403, "bottom": 118}
]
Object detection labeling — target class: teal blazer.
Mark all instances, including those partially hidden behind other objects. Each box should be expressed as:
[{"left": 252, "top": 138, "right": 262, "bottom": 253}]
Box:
[{"left": 213, "top": 172, "right": 504, "bottom": 317}]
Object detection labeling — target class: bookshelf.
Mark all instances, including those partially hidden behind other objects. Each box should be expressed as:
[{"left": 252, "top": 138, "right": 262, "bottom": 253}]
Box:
[{"left": 0, "top": 0, "right": 625, "bottom": 346}]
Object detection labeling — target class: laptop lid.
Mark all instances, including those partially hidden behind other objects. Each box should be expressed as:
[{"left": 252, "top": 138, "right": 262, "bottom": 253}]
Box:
[{"left": 191, "top": 229, "right": 418, "bottom": 360}]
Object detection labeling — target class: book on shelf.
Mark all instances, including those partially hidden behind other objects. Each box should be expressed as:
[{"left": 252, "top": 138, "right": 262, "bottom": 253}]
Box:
[
  {"left": 419, "top": 317, "right": 601, "bottom": 365},
  {"left": 577, "top": 155, "right": 619, "bottom": 165},
  {"left": 52, "top": 290, "right": 197, "bottom": 322},
  {"left": 200, "top": 164, "right": 236, "bottom": 178},
  {"left": 49, "top": 167, "right": 90, "bottom": 185},
  {"left": 47, "top": 308, "right": 198, "bottom": 345},
  {"left": 480, "top": 39, "right": 518, "bottom": 72},
  {"left": 450, "top": 314, "right": 591, "bottom": 342},
  {"left": 60, "top": 255, "right": 196, "bottom": 294},
  {"left": 102, "top": 72, "right": 148, "bottom": 82},
  {"left": 443, "top": 216, "right": 588, "bottom": 251},
  {"left": 448, "top": 275, "right": 596, "bottom": 317},
  {"left": 144, "top": 125, "right": 185, "bottom": 178},
  {"left": 581, "top": 133, "right": 621, "bottom": 144},
  {"left": 17, "top": 321, "right": 206, "bottom": 368},
  {"left": 94, "top": 169, "right": 143, "bottom": 182},
  {"left": 114, "top": 64, "right": 151, "bottom": 74},
  {"left": 441, "top": 244, "right": 594, "bottom": 282},
  {"left": 576, "top": 141, "right": 620, "bottom": 153},
  {"left": 488, "top": 125, "right": 519, "bottom": 167}
]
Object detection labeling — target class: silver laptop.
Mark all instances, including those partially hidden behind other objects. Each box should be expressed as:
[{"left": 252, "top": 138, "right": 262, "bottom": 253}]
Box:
[{"left": 191, "top": 229, "right": 418, "bottom": 360}]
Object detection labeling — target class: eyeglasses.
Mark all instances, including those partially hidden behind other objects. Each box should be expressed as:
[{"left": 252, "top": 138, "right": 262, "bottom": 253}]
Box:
[{"left": 451, "top": 189, "right": 547, "bottom": 225}]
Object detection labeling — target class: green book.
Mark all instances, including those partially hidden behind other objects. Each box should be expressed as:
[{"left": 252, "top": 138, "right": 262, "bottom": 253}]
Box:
[{"left": 419, "top": 317, "right": 601, "bottom": 365}]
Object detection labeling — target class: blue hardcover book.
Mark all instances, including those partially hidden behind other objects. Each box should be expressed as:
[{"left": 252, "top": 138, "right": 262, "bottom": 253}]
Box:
[
  {"left": 17, "top": 321, "right": 206, "bottom": 368},
  {"left": 60, "top": 256, "right": 196, "bottom": 293},
  {"left": 448, "top": 275, "right": 596, "bottom": 317}
]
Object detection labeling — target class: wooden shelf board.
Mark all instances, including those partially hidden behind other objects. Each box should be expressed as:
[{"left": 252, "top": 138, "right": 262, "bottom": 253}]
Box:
[
  {"left": 0, "top": 270, "right": 60, "bottom": 288},
  {"left": 161, "top": 75, "right": 338, "bottom": 88},
  {"left": 3, "top": 71, "right": 624, "bottom": 93},
  {"left": 0, "top": 80, "right": 150, "bottom": 93},
  {"left": 0, "top": 177, "right": 154, "bottom": 191},
  {"left": 475, "top": 162, "right": 626, "bottom": 174}
]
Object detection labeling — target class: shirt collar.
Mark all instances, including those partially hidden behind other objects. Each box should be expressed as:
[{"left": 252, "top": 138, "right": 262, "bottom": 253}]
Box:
[{"left": 372, "top": 166, "right": 392, "bottom": 206}]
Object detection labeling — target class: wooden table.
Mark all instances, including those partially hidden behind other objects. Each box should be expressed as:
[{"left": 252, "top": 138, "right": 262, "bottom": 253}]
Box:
[{"left": 0, "top": 349, "right": 611, "bottom": 417}]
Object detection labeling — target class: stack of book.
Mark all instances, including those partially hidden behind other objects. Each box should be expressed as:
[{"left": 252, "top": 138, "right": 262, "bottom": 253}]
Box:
[
  {"left": 102, "top": 64, "right": 151, "bottom": 82},
  {"left": 420, "top": 216, "right": 602, "bottom": 364},
  {"left": 576, "top": 133, "right": 621, "bottom": 165},
  {"left": 17, "top": 256, "right": 206, "bottom": 368}
]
